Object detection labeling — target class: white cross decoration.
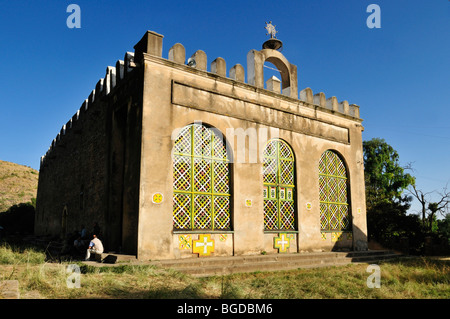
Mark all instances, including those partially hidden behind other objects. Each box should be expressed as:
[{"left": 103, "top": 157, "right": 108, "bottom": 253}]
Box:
[
  {"left": 193, "top": 234, "right": 215, "bottom": 256},
  {"left": 274, "top": 233, "right": 290, "bottom": 253}
]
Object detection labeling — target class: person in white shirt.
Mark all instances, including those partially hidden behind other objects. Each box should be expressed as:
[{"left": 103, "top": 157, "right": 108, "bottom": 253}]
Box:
[{"left": 85, "top": 234, "right": 104, "bottom": 261}]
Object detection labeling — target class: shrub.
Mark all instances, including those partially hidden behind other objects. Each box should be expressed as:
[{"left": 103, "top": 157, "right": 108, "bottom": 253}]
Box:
[{"left": 0, "top": 203, "right": 35, "bottom": 234}]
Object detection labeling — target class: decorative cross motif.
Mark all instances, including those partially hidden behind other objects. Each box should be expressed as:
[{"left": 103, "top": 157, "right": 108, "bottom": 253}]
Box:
[
  {"left": 332, "top": 232, "right": 343, "bottom": 242},
  {"left": 178, "top": 235, "right": 192, "bottom": 250},
  {"left": 265, "top": 21, "right": 278, "bottom": 39},
  {"left": 152, "top": 192, "right": 163, "bottom": 204},
  {"left": 274, "top": 233, "right": 290, "bottom": 253},
  {"left": 193, "top": 234, "right": 215, "bottom": 256}
]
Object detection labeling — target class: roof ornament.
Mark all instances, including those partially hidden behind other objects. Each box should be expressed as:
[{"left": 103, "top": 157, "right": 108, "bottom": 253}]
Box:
[
  {"left": 263, "top": 21, "right": 283, "bottom": 51},
  {"left": 265, "top": 21, "right": 278, "bottom": 39}
]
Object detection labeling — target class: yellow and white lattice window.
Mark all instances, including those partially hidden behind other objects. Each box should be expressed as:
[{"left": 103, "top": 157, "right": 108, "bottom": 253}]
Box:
[
  {"left": 263, "top": 139, "right": 296, "bottom": 231},
  {"left": 319, "top": 150, "right": 352, "bottom": 232},
  {"left": 173, "top": 124, "right": 231, "bottom": 231}
]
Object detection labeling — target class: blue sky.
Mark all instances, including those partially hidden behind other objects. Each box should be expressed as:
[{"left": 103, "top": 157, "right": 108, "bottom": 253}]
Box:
[{"left": 0, "top": 0, "right": 449, "bottom": 215}]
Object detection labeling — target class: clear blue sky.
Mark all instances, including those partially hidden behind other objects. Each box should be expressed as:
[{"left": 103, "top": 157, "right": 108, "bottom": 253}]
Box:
[{"left": 0, "top": 0, "right": 449, "bottom": 215}]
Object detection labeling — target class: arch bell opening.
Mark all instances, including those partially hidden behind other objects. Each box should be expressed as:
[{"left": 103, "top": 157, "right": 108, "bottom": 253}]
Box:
[{"left": 247, "top": 47, "right": 298, "bottom": 99}]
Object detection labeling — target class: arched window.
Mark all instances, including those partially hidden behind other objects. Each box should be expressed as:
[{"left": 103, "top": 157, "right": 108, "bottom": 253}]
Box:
[
  {"left": 172, "top": 124, "right": 231, "bottom": 231},
  {"left": 319, "top": 150, "right": 351, "bottom": 232},
  {"left": 263, "top": 139, "right": 296, "bottom": 230}
]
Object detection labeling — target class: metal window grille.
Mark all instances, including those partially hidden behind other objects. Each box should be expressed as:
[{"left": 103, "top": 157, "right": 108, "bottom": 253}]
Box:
[
  {"left": 263, "top": 139, "right": 296, "bottom": 230},
  {"left": 173, "top": 124, "right": 231, "bottom": 231},
  {"left": 319, "top": 150, "right": 351, "bottom": 232}
]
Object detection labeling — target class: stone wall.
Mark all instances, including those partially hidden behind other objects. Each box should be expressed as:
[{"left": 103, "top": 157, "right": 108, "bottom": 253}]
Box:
[
  {"left": 35, "top": 50, "right": 143, "bottom": 254},
  {"left": 134, "top": 31, "right": 367, "bottom": 260}
]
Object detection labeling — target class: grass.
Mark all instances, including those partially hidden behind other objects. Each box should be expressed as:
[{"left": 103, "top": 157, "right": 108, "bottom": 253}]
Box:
[
  {"left": 0, "top": 243, "right": 449, "bottom": 299},
  {"left": 0, "top": 243, "right": 46, "bottom": 265}
]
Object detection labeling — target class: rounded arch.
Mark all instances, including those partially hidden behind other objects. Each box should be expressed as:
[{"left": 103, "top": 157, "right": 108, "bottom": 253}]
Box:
[
  {"left": 318, "top": 149, "right": 350, "bottom": 177},
  {"left": 202, "top": 122, "right": 234, "bottom": 162},
  {"left": 61, "top": 205, "right": 69, "bottom": 239},
  {"left": 262, "top": 50, "right": 292, "bottom": 90},
  {"left": 247, "top": 48, "right": 298, "bottom": 98},
  {"left": 172, "top": 123, "right": 232, "bottom": 231},
  {"left": 318, "top": 149, "right": 352, "bottom": 233},
  {"left": 171, "top": 121, "right": 234, "bottom": 162}
]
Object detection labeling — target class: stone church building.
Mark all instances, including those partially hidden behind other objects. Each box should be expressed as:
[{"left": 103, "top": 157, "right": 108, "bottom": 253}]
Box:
[{"left": 36, "top": 28, "right": 368, "bottom": 260}]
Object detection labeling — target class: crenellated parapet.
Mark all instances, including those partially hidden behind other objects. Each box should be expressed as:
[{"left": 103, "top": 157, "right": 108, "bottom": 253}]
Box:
[
  {"left": 300, "top": 87, "right": 359, "bottom": 118},
  {"left": 135, "top": 30, "right": 360, "bottom": 119},
  {"left": 40, "top": 29, "right": 361, "bottom": 168},
  {"left": 40, "top": 50, "right": 138, "bottom": 167}
]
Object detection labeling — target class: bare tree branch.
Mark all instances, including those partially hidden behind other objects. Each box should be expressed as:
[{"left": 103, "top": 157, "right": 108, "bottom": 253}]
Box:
[{"left": 409, "top": 182, "right": 450, "bottom": 231}]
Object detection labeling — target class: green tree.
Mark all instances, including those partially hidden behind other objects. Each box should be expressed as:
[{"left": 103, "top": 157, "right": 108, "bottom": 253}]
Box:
[
  {"left": 363, "top": 138, "right": 415, "bottom": 209},
  {"left": 437, "top": 214, "right": 450, "bottom": 245},
  {"left": 363, "top": 138, "right": 417, "bottom": 250},
  {"left": 366, "top": 200, "right": 424, "bottom": 253}
]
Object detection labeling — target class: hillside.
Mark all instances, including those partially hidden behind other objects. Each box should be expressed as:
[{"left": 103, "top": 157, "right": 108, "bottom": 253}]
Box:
[{"left": 0, "top": 160, "right": 39, "bottom": 212}]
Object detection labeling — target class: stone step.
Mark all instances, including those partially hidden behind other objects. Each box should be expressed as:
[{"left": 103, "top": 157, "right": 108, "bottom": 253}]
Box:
[
  {"left": 176, "top": 259, "right": 349, "bottom": 277},
  {"left": 104, "top": 253, "right": 137, "bottom": 263},
  {"left": 155, "top": 251, "right": 339, "bottom": 267},
  {"left": 0, "top": 280, "right": 20, "bottom": 299},
  {"left": 82, "top": 250, "right": 400, "bottom": 275},
  {"left": 153, "top": 250, "right": 400, "bottom": 277},
  {"left": 156, "top": 250, "right": 396, "bottom": 268},
  {"left": 84, "top": 253, "right": 137, "bottom": 265}
]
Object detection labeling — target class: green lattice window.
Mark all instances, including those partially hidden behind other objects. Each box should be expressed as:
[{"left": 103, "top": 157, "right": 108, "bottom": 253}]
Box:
[
  {"left": 263, "top": 139, "right": 296, "bottom": 230},
  {"left": 319, "top": 150, "right": 351, "bottom": 232},
  {"left": 173, "top": 124, "right": 231, "bottom": 231}
]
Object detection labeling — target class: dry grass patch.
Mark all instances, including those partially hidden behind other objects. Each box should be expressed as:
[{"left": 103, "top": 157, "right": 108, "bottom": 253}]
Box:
[
  {"left": 1, "top": 243, "right": 449, "bottom": 299},
  {"left": 0, "top": 160, "right": 38, "bottom": 212}
]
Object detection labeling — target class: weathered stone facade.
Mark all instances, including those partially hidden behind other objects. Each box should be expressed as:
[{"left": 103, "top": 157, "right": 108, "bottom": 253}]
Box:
[{"left": 36, "top": 30, "right": 367, "bottom": 260}]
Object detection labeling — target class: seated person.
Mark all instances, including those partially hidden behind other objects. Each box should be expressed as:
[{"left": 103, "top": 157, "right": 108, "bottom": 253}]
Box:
[{"left": 85, "top": 234, "right": 104, "bottom": 261}]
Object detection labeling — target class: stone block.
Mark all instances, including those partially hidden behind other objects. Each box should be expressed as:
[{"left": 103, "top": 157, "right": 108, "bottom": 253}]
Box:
[
  {"left": 125, "top": 52, "right": 135, "bottom": 73},
  {"left": 314, "top": 92, "right": 326, "bottom": 107},
  {"left": 82, "top": 99, "right": 88, "bottom": 112},
  {"left": 211, "top": 57, "right": 226, "bottom": 77},
  {"left": 95, "top": 78, "right": 104, "bottom": 95},
  {"left": 339, "top": 100, "right": 349, "bottom": 114},
  {"left": 326, "top": 96, "right": 338, "bottom": 111},
  {"left": 266, "top": 76, "right": 281, "bottom": 94},
  {"left": 188, "top": 50, "right": 207, "bottom": 71},
  {"left": 103, "top": 66, "right": 117, "bottom": 95},
  {"left": 0, "top": 280, "right": 20, "bottom": 299},
  {"left": 95, "top": 253, "right": 103, "bottom": 262},
  {"left": 116, "top": 60, "right": 124, "bottom": 81},
  {"left": 355, "top": 240, "right": 368, "bottom": 251},
  {"left": 349, "top": 104, "right": 360, "bottom": 118},
  {"left": 134, "top": 30, "right": 164, "bottom": 59},
  {"left": 230, "top": 64, "right": 245, "bottom": 82},
  {"left": 168, "top": 43, "right": 186, "bottom": 64},
  {"left": 300, "top": 87, "right": 313, "bottom": 103},
  {"left": 247, "top": 49, "right": 265, "bottom": 88},
  {"left": 89, "top": 89, "right": 96, "bottom": 104},
  {"left": 108, "top": 66, "right": 116, "bottom": 92},
  {"left": 102, "top": 254, "right": 118, "bottom": 264}
]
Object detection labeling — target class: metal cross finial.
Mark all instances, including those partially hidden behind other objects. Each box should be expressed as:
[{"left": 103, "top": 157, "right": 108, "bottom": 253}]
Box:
[{"left": 265, "top": 21, "right": 278, "bottom": 39}]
